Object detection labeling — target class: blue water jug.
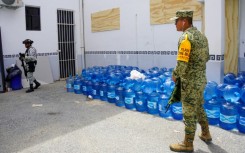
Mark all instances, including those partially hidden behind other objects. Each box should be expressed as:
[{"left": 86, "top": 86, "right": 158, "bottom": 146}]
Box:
[
  {"left": 216, "top": 83, "right": 227, "bottom": 99},
  {"left": 219, "top": 102, "right": 238, "bottom": 130},
  {"left": 147, "top": 92, "right": 159, "bottom": 115},
  {"left": 91, "top": 70, "right": 102, "bottom": 83},
  {"left": 149, "top": 67, "right": 160, "bottom": 78},
  {"left": 204, "top": 81, "right": 218, "bottom": 101},
  {"left": 163, "top": 78, "right": 175, "bottom": 96},
  {"left": 158, "top": 93, "right": 172, "bottom": 118},
  {"left": 152, "top": 77, "right": 163, "bottom": 92},
  {"left": 238, "top": 105, "right": 245, "bottom": 133},
  {"left": 223, "top": 85, "right": 241, "bottom": 103},
  {"left": 224, "top": 73, "right": 236, "bottom": 84},
  {"left": 164, "top": 71, "right": 172, "bottom": 77},
  {"left": 204, "top": 99, "right": 220, "bottom": 125},
  {"left": 74, "top": 75, "right": 82, "bottom": 94},
  {"left": 115, "top": 86, "right": 125, "bottom": 107},
  {"left": 216, "top": 97, "right": 226, "bottom": 106},
  {"left": 238, "top": 71, "right": 245, "bottom": 77},
  {"left": 92, "top": 82, "right": 100, "bottom": 99},
  {"left": 142, "top": 79, "right": 154, "bottom": 94},
  {"left": 135, "top": 91, "right": 147, "bottom": 112},
  {"left": 132, "top": 79, "right": 143, "bottom": 92},
  {"left": 81, "top": 69, "right": 87, "bottom": 79},
  {"left": 107, "top": 72, "right": 121, "bottom": 85},
  {"left": 160, "top": 67, "right": 168, "bottom": 73},
  {"left": 171, "top": 102, "right": 183, "bottom": 120},
  {"left": 107, "top": 84, "right": 116, "bottom": 103},
  {"left": 123, "top": 78, "right": 135, "bottom": 90},
  {"left": 145, "top": 70, "right": 153, "bottom": 78},
  {"left": 66, "top": 75, "right": 74, "bottom": 92},
  {"left": 124, "top": 89, "right": 136, "bottom": 110},
  {"left": 237, "top": 72, "right": 245, "bottom": 85},
  {"left": 168, "top": 68, "right": 174, "bottom": 72},
  {"left": 123, "top": 70, "right": 131, "bottom": 78},
  {"left": 82, "top": 79, "right": 88, "bottom": 95},
  {"left": 158, "top": 75, "right": 167, "bottom": 83},
  {"left": 241, "top": 85, "right": 245, "bottom": 105},
  {"left": 234, "top": 76, "right": 244, "bottom": 88},
  {"left": 86, "top": 80, "right": 93, "bottom": 97},
  {"left": 100, "top": 83, "right": 108, "bottom": 101}
]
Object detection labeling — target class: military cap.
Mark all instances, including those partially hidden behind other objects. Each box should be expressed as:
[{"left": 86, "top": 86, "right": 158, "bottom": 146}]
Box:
[{"left": 170, "top": 10, "right": 193, "bottom": 20}]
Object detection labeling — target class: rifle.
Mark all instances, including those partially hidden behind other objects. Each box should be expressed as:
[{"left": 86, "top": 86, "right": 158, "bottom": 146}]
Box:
[
  {"left": 19, "top": 53, "right": 27, "bottom": 77},
  {"left": 165, "top": 78, "right": 181, "bottom": 113}
]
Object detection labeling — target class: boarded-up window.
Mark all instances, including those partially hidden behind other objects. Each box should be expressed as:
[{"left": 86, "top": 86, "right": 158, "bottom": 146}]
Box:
[
  {"left": 91, "top": 8, "right": 120, "bottom": 32},
  {"left": 150, "top": 0, "right": 202, "bottom": 25},
  {"left": 224, "top": 0, "right": 239, "bottom": 74}
]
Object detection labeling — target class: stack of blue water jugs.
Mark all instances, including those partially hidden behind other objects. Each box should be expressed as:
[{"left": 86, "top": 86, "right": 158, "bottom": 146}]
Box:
[
  {"left": 66, "top": 65, "right": 183, "bottom": 120},
  {"left": 66, "top": 65, "right": 245, "bottom": 134},
  {"left": 204, "top": 72, "right": 245, "bottom": 133}
]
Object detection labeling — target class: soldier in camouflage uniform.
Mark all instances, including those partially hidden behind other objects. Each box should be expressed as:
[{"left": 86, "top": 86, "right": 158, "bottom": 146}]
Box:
[
  {"left": 169, "top": 10, "right": 212, "bottom": 152},
  {"left": 21, "top": 39, "right": 41, "bottom": 93}
]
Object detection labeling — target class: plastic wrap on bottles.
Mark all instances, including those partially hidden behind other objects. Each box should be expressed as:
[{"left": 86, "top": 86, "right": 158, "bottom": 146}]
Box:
[{"left": 129, "top": 70, "right": 146, "bottom": 80}]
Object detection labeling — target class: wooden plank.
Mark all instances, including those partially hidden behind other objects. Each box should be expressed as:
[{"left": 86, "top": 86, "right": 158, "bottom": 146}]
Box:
[
  {"left": 150, "top": 0, "right": 202, "bottom": 25},
  {"left": 91, "top": 8, "right": 120, "bottom": 32},
  {"left": 200, "top": 3, "right": 205, "bottom": 33},
  {"left": 224, "top": 0, "right": 239, "bottom": 74}
]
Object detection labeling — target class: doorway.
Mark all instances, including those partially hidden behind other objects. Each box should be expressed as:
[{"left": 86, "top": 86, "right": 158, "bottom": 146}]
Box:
[{"left": 57, "top": 9, "right": 76, "bottom": 78}]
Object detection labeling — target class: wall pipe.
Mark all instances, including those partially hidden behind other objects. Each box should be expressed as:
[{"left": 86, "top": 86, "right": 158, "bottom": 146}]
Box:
[{"left": 79, "top": 0, "right": 86, "bottom": 69}]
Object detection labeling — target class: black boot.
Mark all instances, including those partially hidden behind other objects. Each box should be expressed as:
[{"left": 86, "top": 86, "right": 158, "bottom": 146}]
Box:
[
  {"left": 33, "top": 80, "right": 41, "bottom": 89},
  {"left": 26, "top": 84, "right": 34, "bottom": 93}
]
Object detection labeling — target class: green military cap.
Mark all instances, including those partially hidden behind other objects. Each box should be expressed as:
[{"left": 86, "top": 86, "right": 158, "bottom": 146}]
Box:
[{"left": 170, "top": 10, "right": 193, "bottom": 20}]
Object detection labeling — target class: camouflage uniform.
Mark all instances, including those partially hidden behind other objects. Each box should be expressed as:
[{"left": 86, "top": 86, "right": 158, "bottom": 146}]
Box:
[
  {"left": 172, "top": 11, "right": 210, "bottom": 143},
  {"left": 25, "top": 46, "right": 38, "bottom": 85},
  {"left": 22, "top": 39, "right": 41, "bottom": 93}
]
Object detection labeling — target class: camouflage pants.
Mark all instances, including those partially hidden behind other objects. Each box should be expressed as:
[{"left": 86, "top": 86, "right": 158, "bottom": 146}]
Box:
[
  {"left": 27, "top": 72, "right": 36, "bottom": 85},
  {"left": 181, "top": 80, "right": 209, "bottom": 142}
]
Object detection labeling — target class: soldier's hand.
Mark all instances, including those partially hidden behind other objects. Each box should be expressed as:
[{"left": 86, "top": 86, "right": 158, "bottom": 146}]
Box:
[
  {"left": 19, "top": 56, "right": 24, "bottom": 61},
  {"left": 19, "top": 53, "right": 25, "bottom": 57},
  {"left": 172, "top": 76, "right": 176, "bottom": 83},
  {"left": 19, "top": 53, "right": 25, "bottom": 61}
]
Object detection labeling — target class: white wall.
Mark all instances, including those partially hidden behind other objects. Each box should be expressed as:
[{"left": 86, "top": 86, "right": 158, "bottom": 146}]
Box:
[
  {"left": 0, "top": 0, "right": 84, "bottom": 83},
  {"left": 83, "top": 0, "right": 202, "bottom": 70},
  {"left": 84, "top": 0, "right": 201, "bottom": 51},
  {"left": 0, "top": 0, "right": 82, "bottom": 55},
  {"left": 2, "top": 0, "right": 235, "bottom": 84}
]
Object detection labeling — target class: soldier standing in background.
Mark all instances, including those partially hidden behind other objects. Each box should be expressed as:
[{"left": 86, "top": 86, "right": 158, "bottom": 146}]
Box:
[
  {"left": 20, "top": 39, "right": 41, "bottom": 93},
  {"left": 169, "top": 10, "right": 212, "bottom": 152}
]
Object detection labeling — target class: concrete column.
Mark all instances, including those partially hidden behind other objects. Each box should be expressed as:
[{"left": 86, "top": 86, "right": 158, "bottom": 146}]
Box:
[{"left": 205, "top": 0, "right": 225, "bottom": 83}]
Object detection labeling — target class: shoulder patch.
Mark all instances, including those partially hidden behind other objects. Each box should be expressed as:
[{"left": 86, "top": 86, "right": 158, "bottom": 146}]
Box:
[{"left": 177, "top": 34, "right": 191, "bottom": 62}]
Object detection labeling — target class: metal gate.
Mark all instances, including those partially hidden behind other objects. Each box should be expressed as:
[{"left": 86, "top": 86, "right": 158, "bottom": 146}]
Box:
[{"left": 57, "top": 9, "right": 75, "bottom": 78}]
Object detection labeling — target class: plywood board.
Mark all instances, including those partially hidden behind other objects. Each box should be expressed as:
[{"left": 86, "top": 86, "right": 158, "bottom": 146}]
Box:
[
  {"left": 91, "top": 8, "right": 120, "bottom": 32},
  {"left": 150, "top": 0, "right": 202, "bottom": 25},
  {"left": 224, "top": 0, "right": 239, "bottom": 74}
]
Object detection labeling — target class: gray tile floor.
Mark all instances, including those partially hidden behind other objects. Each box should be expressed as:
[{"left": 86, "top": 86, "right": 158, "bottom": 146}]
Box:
[{"left": 0, "top": 81, "right": 244, "bottom": 153}]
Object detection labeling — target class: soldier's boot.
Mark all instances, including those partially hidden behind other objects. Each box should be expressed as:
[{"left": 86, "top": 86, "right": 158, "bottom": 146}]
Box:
[
  {"left": 169, "top": 134, "right": 194, "bottom": 152},
  {"left": 33, "top": 79, "right": 41, "bottom": 89},
  {"left": 26, "top": 84, "right": 34, "bottom": 93},
  {"left": 199, "top": 121, "right": 212, "bottom": 143}
]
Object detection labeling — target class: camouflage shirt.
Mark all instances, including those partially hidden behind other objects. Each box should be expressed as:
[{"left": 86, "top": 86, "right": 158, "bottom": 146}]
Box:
[
  {"left": 25, "top": 46, "right": 37, "bottom": 63},
  {"left": 173, "top": 27, "right": 209, "bottom": 103}
]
